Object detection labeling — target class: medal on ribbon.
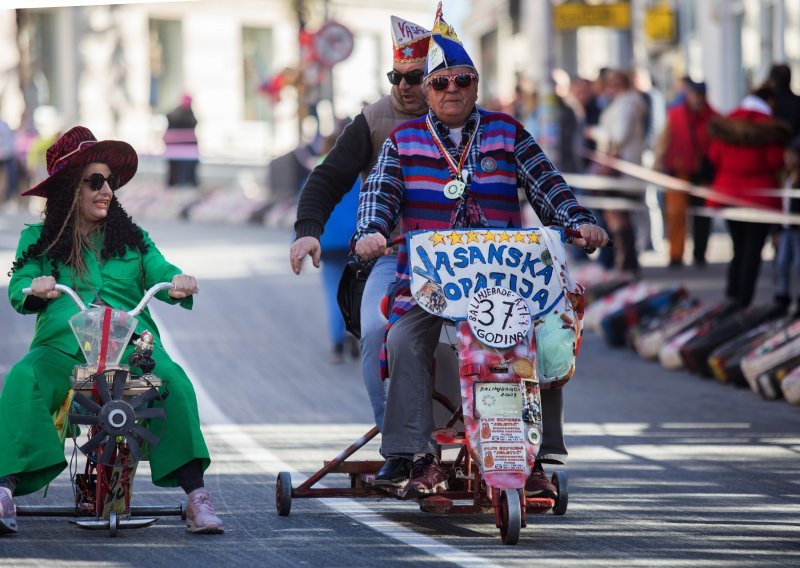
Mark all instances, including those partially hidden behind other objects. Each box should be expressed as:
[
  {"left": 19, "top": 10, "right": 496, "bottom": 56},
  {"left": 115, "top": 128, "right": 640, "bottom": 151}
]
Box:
[
  {"left": 425, "top": 115, "right": 480, "bottom": 200},
  {"left": 443, "top": 179, "right": 466, "bottom": 199}
]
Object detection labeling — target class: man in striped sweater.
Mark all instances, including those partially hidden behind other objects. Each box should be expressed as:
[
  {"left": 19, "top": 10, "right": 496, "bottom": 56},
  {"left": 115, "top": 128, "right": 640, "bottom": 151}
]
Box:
[{"left": 354, "top": 3, "right": 608, "bottom": 499}]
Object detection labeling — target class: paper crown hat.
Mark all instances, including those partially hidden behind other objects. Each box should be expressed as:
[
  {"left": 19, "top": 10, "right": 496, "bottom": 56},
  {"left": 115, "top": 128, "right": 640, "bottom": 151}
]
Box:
[
  {"left": 391, "top": 16, "right": 430, "bottom": 63},
  {"left": 424, "top": 2, "right": 475, "bottom": 77}
]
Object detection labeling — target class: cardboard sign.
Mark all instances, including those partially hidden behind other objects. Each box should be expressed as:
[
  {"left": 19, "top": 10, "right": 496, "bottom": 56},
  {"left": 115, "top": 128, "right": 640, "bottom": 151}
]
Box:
[
  {"left": 409, "top": 228, "right": 567, "bottom": 320},
  {"left": 467, "top": 287, "right": 531, "bottom": 348},
  {"left": 475, "top": 383, "right": 522, "bottom": 418}
]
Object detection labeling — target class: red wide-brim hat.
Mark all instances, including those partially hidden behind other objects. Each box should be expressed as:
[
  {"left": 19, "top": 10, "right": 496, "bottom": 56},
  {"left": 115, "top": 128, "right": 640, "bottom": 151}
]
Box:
[{"left": 23, "top": 125, "right": 138, "bottom": 198}]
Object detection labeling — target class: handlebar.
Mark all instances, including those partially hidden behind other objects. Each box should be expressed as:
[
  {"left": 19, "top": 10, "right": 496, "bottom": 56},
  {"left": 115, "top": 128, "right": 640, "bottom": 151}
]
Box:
[
  {"left": 128, "top": 282, "right": 175, "bottom": 316},
  {"left": 22, "top": 282, "right": 176, "bottom": 316},
  {"left": 21, "top": 284, "right": 87, "bottom": 311}
]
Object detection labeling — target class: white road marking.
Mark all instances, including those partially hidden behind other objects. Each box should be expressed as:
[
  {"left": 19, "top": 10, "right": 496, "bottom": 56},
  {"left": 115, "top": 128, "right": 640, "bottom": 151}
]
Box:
[{"left": 153, "top": 311, "right": 501, "bottom": 568}]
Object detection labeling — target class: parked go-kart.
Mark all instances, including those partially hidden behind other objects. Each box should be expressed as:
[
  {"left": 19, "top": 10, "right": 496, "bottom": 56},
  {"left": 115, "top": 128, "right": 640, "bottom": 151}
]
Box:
[
  {"left": 276, "top": 226, "right": 593, "bottom": 544},
  {"left": 17, "top": 282, "right": 185, "bottom": 536}
]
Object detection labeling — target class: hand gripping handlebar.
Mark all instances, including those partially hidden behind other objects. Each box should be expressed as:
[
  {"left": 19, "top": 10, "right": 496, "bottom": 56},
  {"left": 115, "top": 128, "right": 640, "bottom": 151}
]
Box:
[{"left": 21, "top": 282, "right": 175, "bottom": 316}]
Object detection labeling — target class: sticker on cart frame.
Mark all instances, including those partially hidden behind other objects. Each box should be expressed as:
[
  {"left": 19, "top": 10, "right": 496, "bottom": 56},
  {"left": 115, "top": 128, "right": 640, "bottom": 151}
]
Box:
[{"left": 467, "top": 287, "right": 531, "bottom": 348}]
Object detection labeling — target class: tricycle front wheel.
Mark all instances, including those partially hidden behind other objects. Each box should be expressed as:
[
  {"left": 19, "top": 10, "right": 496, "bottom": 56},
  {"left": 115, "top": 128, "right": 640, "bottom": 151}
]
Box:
[{"left": 499, "top": 489, "right": 522, "bottom": 545}]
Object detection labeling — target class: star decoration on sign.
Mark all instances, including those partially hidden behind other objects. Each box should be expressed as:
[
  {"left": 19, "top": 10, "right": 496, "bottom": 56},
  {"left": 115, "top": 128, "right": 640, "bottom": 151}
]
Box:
[
  {"left": 448, "top": 231, "right": 464, "bottom": 245},
  {"left": 528, "top": 232, "right": 540, "bottom": 244},
  {"left": 497, "top": 231, "right": 511, "bottom": 243},
  {"left": 429, "top": 232, "right": 446, "bottom": 246},
  {"left": 402, "top": 46, "right": 414, "bottom": 57},
  {"left": 513, "top": 231, "right": 527, "bottom": 243},
  {"left": 481, "top": 231, "right": 497, "bottom": 243},
  {"left": 466, "top": 230, "right": 480, "bottom": 243}
]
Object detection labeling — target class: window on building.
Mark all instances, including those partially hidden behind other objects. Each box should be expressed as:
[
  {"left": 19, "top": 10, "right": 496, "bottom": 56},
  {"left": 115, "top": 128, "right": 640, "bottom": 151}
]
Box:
[
  {"left": 149, "top": 18, "right": 183, "bottom": 113},
  {"left": 28, "top": 11, "right": 61, "bottom": 109},
  {"left": 242, "top": 26, "right": 273, "bottom": 121}
]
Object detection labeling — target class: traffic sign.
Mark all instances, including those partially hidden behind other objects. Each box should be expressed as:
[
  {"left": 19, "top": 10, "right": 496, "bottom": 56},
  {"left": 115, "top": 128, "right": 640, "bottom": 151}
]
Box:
[{"left": 313, "top": 21, "right": 354, "bottom": 67}]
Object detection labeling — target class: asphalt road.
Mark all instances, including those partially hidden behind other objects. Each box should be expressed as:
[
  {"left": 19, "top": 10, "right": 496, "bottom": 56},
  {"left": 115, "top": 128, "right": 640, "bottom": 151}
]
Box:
[{"left": 0, "top": 214, "right": 798, "bottom": 567}]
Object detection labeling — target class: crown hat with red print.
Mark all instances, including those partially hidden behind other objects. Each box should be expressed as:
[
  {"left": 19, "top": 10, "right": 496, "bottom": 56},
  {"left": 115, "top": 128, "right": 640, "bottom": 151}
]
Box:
[
  {"left": 391, "top": 15, "right": 430, "bottom": 63},
  {"left": 424, "top": 2, "right": 476, "bottom": 78},
  {"left": 22, "top": 125, "right": 138, "bottom": 198}
]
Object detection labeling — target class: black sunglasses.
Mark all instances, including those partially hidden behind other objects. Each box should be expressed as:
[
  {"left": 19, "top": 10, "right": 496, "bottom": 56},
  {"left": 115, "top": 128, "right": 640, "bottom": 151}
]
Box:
[
  {"left": 387, "top": 69, "right": 423, "bottom": 86},
  {"left": 429, "top": 73, "right": 477, "bottom": 91},
  {"left": 83, "top": 172, "right": 120, "bottom": 191}
]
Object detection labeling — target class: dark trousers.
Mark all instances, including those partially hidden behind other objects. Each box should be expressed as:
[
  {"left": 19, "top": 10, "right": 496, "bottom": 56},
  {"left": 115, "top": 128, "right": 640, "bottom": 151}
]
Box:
[
  {"left": 383, "top": 306, "right": 567, "bottom": 463},
  {"left": 725, "top": 219, "right": 771, "bottom": 307},
  {"left": 690, "top": 195, "right": 711, "bottom": 264}
]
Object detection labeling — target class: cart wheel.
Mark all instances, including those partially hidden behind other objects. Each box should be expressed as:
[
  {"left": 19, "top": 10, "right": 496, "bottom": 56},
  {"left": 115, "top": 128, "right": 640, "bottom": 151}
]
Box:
[
  {"left": 276, "top": 471, "right": 292, "bottom": 517},
  {"left": 499, "top": 489, "right": 522, "bottom": 545},
  {"left": 109, "top": 511, "right": 118, "bottom": 537},
  {"left": 552, "top": 471, "right": 568, "bottom": 516},
  {"left": 180, "top": 498, "right": 187, "bottom": 521}
]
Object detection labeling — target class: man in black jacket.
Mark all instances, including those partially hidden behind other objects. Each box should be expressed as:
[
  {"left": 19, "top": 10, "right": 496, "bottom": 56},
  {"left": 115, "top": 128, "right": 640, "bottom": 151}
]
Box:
[{"left": 289, "top": 15, "right": 430, "bottom": 484}]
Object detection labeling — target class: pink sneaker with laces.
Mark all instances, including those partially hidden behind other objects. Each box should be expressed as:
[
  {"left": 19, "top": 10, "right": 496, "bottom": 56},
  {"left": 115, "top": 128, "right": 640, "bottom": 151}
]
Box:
[
  {"left": 185, "top": 488, "right": 224, "bottom": 534},
  {"left": 0, "top": 487, "right": 17, "bottom": 535}
]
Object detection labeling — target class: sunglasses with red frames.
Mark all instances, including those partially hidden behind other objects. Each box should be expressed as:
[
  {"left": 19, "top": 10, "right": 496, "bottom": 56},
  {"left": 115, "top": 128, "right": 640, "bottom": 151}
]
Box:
[
  {"left": 387, "top": 69, "right": 424, "bottom": 86},
  {"left": 428, "top": 73, "right": 477, "bottom": 91},
  {"left": 83, "top": 172, "right": 120, "bottom": 191}
]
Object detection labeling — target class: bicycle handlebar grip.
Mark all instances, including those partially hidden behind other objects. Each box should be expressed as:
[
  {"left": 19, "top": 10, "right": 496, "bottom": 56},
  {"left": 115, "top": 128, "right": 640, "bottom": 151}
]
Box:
[
  {"left": 22, "top": 284, "right": 87, "bottom": 310},
  {"left": 563, "top": 227, "right": 614, "bottom": 248}
]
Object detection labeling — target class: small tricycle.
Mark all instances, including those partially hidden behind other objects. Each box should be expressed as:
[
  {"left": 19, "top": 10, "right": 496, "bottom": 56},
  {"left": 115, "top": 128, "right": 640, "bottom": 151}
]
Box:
[
  {"left": 16, "top": 283, "right": 185, "bottom": 536},
  {"left": 276, "top": 227, "right": 588, "bottom": 545}
]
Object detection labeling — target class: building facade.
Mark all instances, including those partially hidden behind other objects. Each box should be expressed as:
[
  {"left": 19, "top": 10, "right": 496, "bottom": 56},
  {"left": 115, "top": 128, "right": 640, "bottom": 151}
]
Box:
[{"left": 0, "top": 0, "right": 434, "bottom": 163}]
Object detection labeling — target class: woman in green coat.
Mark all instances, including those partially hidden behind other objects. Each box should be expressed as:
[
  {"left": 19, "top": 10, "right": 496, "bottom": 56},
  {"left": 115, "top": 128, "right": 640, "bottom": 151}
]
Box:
[{"left": 0, "top": 126, "right": 223, "bottom": 535}]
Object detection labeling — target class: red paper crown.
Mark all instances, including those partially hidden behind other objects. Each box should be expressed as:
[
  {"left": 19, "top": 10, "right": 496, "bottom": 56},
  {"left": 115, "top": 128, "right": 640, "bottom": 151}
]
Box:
[{"left": 391, "top": 15, "right": 430, "bottom": 63}]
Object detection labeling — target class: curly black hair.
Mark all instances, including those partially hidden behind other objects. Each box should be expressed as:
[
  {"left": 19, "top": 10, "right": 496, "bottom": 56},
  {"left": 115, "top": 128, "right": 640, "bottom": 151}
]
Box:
[{"left": 9, "top": 168, "right": 148, "bottom": 279}]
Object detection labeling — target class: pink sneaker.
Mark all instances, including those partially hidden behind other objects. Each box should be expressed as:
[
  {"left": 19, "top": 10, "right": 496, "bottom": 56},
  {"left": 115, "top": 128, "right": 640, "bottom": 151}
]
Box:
[
  {"left": 0, "top": 487, "right": 17, "bottom": 535},
  {"left": 185, "top": 488, "right": 224, "bottom": 534}
]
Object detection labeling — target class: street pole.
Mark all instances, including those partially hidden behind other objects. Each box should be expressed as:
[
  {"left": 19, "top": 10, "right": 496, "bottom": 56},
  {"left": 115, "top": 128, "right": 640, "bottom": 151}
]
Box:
[
  {"left": 772, "top": 0, "right": 785, "bottom": 63},
  {"left": 532, "top": 0, "right": 559, "bottom": 159},
  {"left": 699, "top": 0, "right": 744, "bottom": 114}
]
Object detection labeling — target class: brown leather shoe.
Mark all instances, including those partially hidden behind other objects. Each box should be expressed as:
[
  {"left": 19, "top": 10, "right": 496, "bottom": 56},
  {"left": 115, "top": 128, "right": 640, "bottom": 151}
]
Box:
[
  {"left": 185, "top": 488, "right": 224, "bottom": 534},
  {"left": 525, "top": 464, "right": 557, "bottom": 499},
  {"left": 402, "top": 454, "right": 447, "bottom": 500},
  {"left": 0, "top": 487, "right": 17, "bottom": 535}
]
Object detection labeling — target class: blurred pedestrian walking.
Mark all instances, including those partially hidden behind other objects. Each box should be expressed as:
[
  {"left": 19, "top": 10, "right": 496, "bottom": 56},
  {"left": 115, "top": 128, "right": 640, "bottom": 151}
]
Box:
[
  {"left": 708, "top": 87, "right": 791, "bottom": 307},
  {"left": 164, "top": 94, "right": 199, "bottom": 187},
  {"left": 586, "top": 69, "right": 648, "bottom": 276},
  {"left": 766, "top": 63, "right": 800, "bottom": 137},
  {"left": 773, "top": 135, "right": 800, "bottom": 313},
  {"left": 317, "top": 131, "right": 360, "bottom": 363},
  {"left": 654, "top": 79, "right": 718, "bottom": 267},
  {"left": 0, "top": 116, "right": 17, "bottom": 204}
]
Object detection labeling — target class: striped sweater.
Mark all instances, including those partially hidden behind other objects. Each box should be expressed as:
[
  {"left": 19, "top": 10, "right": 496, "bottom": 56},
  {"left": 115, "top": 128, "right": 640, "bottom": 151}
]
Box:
[{"left": 354, "top": 106, "right": 596, "bottom": 378}]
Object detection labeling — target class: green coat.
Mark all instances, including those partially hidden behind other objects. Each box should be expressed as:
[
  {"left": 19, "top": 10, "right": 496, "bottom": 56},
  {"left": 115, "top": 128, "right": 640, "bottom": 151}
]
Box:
[
  {"left": 1, "top": 223, "right": 209, "bottom": 496},
  {"left": 8, "top": 223, "right": 191, "bottom": 354}
]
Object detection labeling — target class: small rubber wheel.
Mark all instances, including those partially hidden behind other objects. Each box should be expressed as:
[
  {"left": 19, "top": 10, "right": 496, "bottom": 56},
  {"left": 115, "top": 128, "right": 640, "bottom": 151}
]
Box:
[
  {"left": 552, "top": 471, "right": 568, "bottom": 516},
  {"left": 180, "top": 498, "right": 187, "bottom": 521},
  {"left": 499, "top": 489, "right": 522, "bottom": 545},
  {"left": 109, "top": 511, "right": 118, "bottom": 538},
  {"left": 276, "top": 471, "right": 293, "bottom": 517}
]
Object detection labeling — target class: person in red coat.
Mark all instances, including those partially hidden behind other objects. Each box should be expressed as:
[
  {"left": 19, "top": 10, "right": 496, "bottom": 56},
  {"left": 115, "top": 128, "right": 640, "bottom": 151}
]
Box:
[
  {"left": 655, "top": 80, "right": 718, "bottom": 267},
  {"left": 708, "top": 87, "right": 791, "bottom": 307}
]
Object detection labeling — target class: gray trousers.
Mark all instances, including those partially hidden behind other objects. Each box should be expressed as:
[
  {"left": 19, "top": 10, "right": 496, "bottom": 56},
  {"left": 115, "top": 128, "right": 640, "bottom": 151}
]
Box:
[{"left": 382, "top": 305, "right": 567, "bottom": 464}]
